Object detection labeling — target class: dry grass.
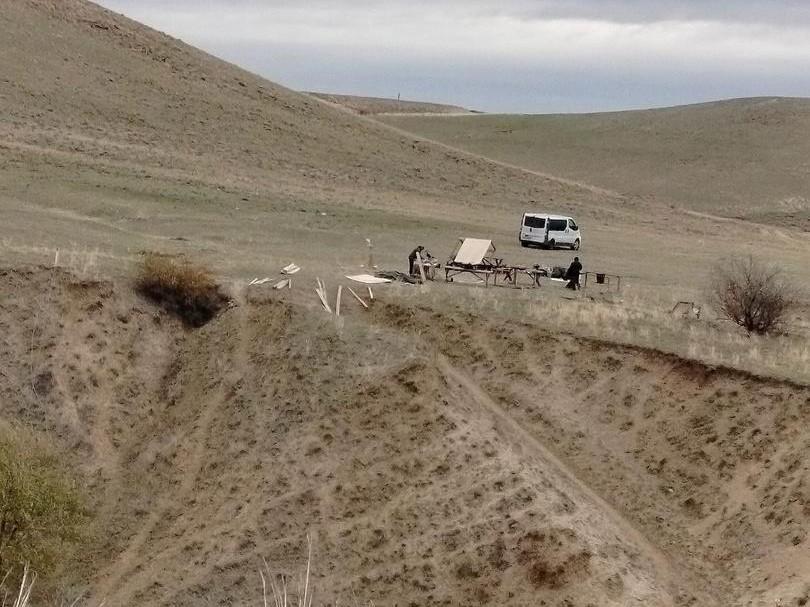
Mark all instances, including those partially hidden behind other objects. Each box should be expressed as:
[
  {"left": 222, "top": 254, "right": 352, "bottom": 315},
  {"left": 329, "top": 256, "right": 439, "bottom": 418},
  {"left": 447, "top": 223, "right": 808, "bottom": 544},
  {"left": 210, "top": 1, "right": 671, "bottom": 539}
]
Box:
[
  {"left": 259, "top": 536, "right": 315, "bottom": 607},
  {"left": 1, "top": 564, "right": 34, "bottom": 607},
  {"left": 388, "top": 280, "right": 810, "bottom": 384},
  {"left": 0, "top": 424, "right": 88, "bottom": 583},
  {"left": 258, "top": 537, "right": 375, "bottom": 607},
  {"left": 134, "top": 253, "right": 229, "bottom": 327}
]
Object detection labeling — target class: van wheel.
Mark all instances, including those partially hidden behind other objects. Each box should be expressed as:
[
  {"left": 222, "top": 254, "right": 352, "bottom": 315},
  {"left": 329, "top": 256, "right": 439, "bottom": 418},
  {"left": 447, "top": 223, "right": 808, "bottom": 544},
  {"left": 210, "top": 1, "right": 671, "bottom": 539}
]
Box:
[
  {"left": 573, "top": 239, "right": 580, "bottom": 250},
  {"left": 547, "top": 239, "right": 556, "bottom": 250},
  {"left": 520, "top": 240, "right": 527, "bottom": 247}
]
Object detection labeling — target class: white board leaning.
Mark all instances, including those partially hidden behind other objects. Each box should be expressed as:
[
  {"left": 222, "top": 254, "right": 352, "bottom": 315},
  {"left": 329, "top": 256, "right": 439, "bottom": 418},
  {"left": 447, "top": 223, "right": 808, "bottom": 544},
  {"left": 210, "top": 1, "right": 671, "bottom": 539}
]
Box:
[{"left": 345, "top": 274, "right": 392, "bottom": 284}]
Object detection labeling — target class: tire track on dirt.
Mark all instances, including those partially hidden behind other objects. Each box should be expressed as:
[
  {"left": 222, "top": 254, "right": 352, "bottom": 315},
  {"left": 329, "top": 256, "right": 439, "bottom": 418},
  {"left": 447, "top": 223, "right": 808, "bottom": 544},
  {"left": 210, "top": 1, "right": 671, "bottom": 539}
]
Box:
[
  {"left": 436, "top": 354, "right": 712, "bottom": 605},
  {"left": 91, "top": 378, "right": 224, "bottom": 603},
  {"left": 362, "top": 115, "right": 625, "bottom": 199}
]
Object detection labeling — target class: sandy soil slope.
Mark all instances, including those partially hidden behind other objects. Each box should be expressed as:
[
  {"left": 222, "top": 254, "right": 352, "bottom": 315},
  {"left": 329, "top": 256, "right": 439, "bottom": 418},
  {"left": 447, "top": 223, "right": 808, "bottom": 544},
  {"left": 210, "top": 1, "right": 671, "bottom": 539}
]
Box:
[
  {"left": 2, "top": 268, "right": 808, "bottom": 606},
  {"left": 0, "top": 267, "right": 680, "bottom": 606},
  {"left": 379, "top": 98, "right": 810, "bottom": 228},
  {"left": 372, "top": 300, "right": 810, "bottom": 607}
]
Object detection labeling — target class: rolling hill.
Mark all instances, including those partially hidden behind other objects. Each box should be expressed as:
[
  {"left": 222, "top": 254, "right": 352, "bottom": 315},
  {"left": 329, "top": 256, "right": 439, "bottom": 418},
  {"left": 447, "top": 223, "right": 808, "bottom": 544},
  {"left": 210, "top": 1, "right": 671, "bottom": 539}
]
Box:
[
  {"left": 2, "top": 0, "right": 809, "bottom": 289},
  {"left": 307, "top": 92, "right": 474, "bottom": 115},
  {"left": 380, "top": 98, "right": 810, "bottom": 229},
  {"left": 0, "top": 2, "right": 809, "bottom": 606}
]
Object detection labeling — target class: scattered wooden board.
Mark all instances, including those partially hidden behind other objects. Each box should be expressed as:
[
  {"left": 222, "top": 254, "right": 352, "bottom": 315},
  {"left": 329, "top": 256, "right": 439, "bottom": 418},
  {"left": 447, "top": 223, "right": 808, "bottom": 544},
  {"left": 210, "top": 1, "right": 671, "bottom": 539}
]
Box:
[
  {"left": 315, "top": 277, "right": 332, "bottom": 313},
  {"left": 346, "top": 274, "right": 391, "bottom": 284},
  {"left": 347, "top": 287, "right": 369, "bottom": 309}
]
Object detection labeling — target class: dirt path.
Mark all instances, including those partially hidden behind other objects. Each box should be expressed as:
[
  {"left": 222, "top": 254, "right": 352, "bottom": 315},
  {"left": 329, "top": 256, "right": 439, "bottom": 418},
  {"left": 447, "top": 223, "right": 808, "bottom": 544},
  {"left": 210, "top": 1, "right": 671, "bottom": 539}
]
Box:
[
  {"left": 436, "top": 354, "right": 712, "bottom": 604},
  {"left": 324, "top": 106, "right": 627, "bottom": 199}
]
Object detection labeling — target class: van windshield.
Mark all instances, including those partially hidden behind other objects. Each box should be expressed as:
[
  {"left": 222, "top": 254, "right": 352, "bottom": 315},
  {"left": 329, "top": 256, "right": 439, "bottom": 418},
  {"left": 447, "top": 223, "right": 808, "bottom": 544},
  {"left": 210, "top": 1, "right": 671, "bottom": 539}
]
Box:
[{"left": 523, "top": 216, "right": 545, "bottom": 228}]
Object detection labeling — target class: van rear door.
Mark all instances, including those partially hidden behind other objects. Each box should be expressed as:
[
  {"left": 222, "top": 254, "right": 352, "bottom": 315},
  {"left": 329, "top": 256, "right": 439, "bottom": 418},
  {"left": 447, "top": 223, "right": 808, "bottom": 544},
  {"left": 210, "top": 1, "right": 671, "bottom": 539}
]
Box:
[{"left": 522, "top": 215, "right": 546, "bottom": 244}]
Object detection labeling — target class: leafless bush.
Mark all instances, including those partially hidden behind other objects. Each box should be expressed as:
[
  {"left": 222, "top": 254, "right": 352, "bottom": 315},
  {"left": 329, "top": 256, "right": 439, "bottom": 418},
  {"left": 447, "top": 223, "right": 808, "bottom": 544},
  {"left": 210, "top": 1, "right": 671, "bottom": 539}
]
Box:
[
  {"left": 135, "top": 253, "right": 229, "bottom": 327},
  {"left": 710, "top": 256, "right": 796, "bottom": 334}
]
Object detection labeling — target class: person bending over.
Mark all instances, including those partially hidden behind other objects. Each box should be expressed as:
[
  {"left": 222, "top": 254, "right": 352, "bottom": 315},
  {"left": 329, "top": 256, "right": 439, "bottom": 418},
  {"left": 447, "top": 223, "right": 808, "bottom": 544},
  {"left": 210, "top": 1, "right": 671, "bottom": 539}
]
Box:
[
  {"left": 565, "top": 256, "right": 582, "bottom": 290},
  {"left": 408, "top": 245, "right": 425, "bottom": 276}
]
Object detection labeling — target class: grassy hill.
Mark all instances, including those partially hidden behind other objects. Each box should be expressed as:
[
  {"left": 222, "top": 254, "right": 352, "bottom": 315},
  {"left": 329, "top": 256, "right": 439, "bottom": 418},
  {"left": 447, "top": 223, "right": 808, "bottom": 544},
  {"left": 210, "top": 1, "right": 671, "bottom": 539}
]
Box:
[
  {"left": 1, "top": 2, "right": 809, "bottom": 606},
  {"left": 2, "top": 1, "right": 808, "bottom": 289},
  {"left": 380, "top": 98, "right": 810, "bottom": 229}
]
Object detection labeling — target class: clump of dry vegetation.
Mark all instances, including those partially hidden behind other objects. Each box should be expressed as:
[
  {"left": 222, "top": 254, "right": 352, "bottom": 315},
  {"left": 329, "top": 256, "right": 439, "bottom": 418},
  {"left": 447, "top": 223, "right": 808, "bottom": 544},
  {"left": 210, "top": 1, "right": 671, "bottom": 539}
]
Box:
[
  {"left": 710, "top": 256, "right": 797, "bottom": 334},
  {"left": 260, "top": 537, "right": 315, "bottom": 607},
  {"left": 0, "top": 423, "right": 88, "bottom": 584},
  {"left": 135, "top": 253, "right": 229, "bottom": 327},
  {"left": 388, "top": 281, "right": 810, "bottom": 384}
]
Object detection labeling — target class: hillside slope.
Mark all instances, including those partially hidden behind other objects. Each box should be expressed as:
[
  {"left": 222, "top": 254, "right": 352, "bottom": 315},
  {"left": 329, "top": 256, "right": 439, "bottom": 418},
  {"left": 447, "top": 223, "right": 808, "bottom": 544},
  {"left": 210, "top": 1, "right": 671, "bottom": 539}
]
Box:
[
  {"left": 0, "top": 0, "right": 608, "bottom": 224},
  {"left": 2, "top": 1, "right": 809, "bottom": 290},
  {"left": 0, "top": 267, "right": 686, "bottom": 606},
  {"left": 307, "top": 92, "right": 473, "bottom": 115},
  {"left": 1, "top": 2, "right": 809, "bottom": 606},
  {"left": 4, "top": 267, "right": 809, "bottom": 606},
  {"left": 380, "top": 98, "right": 810, "bottom": 228}
]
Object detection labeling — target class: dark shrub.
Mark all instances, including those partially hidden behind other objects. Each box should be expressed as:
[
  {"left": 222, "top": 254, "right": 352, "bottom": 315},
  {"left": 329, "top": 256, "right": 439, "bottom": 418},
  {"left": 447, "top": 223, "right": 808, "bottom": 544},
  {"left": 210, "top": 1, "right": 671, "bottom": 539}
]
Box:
[{"left": 135, "top": 253, "right": 229, "bottom": 327}]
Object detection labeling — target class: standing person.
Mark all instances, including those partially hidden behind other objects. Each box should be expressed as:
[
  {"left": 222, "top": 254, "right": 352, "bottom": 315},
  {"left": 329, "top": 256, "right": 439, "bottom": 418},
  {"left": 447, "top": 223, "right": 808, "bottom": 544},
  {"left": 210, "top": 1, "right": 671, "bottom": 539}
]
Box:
[
  {"left": 565, "top": 256, "right": 582, "bottom": 290},
  {"left": 408, "top": 245, "right": 425, "bottom": 276}
]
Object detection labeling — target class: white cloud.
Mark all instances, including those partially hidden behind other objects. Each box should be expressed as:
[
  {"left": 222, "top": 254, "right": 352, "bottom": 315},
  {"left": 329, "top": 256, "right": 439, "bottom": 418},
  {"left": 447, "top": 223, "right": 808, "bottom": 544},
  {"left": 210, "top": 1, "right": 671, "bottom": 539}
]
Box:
[{"left": 96, "top": 1, "right": 810, "bottom": 112}]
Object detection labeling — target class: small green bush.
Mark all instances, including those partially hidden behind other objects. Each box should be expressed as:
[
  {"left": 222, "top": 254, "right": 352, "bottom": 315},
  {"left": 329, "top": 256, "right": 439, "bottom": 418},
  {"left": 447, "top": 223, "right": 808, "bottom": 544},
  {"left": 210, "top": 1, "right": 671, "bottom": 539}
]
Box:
[
  {"left": 0, "top": 424, "right": 87, "bottom": 579},
  {"left": 135, "top": 252, "right": 229, "bottom": 327}
]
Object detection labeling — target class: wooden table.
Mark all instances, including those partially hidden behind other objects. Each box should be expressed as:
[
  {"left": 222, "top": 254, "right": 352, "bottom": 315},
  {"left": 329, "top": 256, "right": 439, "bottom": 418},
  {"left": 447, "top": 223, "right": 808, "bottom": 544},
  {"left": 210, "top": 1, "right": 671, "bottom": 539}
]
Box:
[
  {"left": 493, "top": 266, "right": 546, "bottom": 288},
  {"left": 445, "top": 264, "right": 495, "bottom": 286}
]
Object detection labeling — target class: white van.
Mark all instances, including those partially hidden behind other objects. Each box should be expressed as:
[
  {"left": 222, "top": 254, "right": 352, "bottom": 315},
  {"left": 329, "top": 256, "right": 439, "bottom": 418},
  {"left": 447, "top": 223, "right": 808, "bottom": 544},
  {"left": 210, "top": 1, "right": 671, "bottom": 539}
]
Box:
[{"left": 519, "top": 213, "right": 581, "bottom": 250}]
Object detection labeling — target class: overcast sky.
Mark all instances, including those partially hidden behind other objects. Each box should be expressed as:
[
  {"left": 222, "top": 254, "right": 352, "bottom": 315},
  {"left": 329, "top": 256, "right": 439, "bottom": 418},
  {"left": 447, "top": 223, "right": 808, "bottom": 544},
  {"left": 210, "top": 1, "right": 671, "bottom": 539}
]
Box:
[{"left": 96, "top": 1, "right": 810, "bottom": 113}]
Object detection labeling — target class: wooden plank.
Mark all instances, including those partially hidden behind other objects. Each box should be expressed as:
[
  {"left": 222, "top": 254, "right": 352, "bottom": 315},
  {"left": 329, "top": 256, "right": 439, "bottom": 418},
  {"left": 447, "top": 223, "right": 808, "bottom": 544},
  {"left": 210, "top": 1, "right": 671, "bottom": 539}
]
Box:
[
  {"left": 315, "top": 289, "right": 332, "bottom": 313},
  {"left": 415, "top": 251, "right": 427, "bottom": 283},
  {"left": 345, "top": 274, "right": 391, "bottom": 284},
  {"left": 346, "top": 287, "right": 369, "bottom": 309},
  {"left": 315, "top": 278, "right": 332, "bottom": 313},
  {"left": 367, "top": 287, "right": 374, "bottom": 300},
  {"left": 335, "top": 285, "right": 342, "bottom": 316}
]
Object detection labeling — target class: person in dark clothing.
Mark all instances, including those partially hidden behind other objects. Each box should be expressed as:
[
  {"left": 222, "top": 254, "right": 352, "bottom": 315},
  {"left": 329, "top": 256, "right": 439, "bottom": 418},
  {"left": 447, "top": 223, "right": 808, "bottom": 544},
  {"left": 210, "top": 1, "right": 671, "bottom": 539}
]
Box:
[
  {"left": 565, "top": 256, "right": 582, "bottom": 290},
  {"left": 408, "top": 245, "right": 425, "bottom": 276}
]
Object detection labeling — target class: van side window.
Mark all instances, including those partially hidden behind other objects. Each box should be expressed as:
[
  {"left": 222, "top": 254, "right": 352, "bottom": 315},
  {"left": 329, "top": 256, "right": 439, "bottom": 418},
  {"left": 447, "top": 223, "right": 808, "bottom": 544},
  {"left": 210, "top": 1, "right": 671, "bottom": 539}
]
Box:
[
  {"left": 569, "top": 220, "right": 578, "bottom": 230},
  {"left": 548, "top": 219, "right": 567, "bottom": 231},
  {"left": 524, "top": 216, "right": 545, "bottom": 228}
]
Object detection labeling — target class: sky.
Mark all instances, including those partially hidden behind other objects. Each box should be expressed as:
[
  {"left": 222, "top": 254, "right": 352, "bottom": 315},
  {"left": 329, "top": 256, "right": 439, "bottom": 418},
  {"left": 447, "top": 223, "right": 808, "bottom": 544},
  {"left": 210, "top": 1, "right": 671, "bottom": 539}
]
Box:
[{"left": 95, "top": 1, "right": 810, "bottom": 113}]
